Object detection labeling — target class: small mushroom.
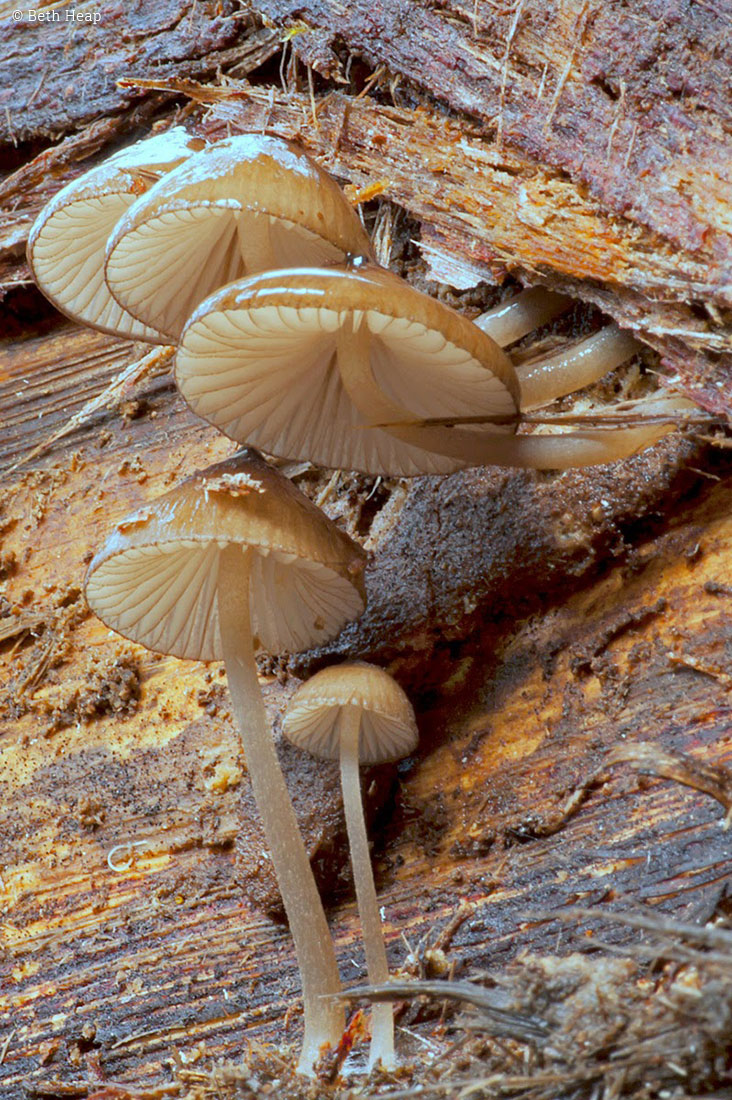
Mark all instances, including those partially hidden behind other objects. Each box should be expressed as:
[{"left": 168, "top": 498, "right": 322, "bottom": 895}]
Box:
[
  {"left": 175, "top": 261, "right": 519, "bottom": 476},
  {"left": 84, "top": 448, "right": 368, "bottom": 1074},
  {"left": 104, "top": 133, "right": 374, "bottom": 342},
  {"left": 27, "top": 127, "right": 202, "bottom": 341},
  {"left": 282, "top": 662, "right": 418, "bottom": 1070},
  {"left": 176, "top": 261, "right": 686, "bottom": 475}
]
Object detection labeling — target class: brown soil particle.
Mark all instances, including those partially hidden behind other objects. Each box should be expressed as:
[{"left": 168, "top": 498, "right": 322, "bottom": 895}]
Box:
[{"left": 74, "top": 654, "right": 142, "bottom": 721}]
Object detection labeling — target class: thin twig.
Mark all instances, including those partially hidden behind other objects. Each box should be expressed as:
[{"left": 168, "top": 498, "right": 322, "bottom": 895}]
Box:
[
  {"left": 544, "top": 1, "right": 589, "bottom": 130},
  {"left": 334, "top": 979, "right": 549, "bottom": 1042},
  {"left": 0, "top": 1029, "right": 16, "bottom": 1067},
  {"left": 372, "top": 409, "right": 713, "bottom": 430},
  {"left": 496, "top": 0, "right": 525, "bottom": 150}
]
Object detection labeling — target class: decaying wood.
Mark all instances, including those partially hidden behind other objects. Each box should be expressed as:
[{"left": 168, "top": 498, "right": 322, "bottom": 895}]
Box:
[
  {"left": 245, "top": 0, "right": 732, "bottom": 413},
  {"left": 2, "top": 326, "right": 731, "bottom": 1095},
  {"left": 252, "top": 0, "right": 731, "bottom": 296},
  {"left": 0, "top": 0, "right": 254, "bottom": 145},
  {"left": 1, "top": 1, "right": 731, "bottom": 1097}
]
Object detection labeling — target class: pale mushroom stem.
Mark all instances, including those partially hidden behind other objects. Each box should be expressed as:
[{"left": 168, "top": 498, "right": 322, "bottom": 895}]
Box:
[
  {"left": 474, "top": 287, "right": 572, "bottom": 347},
  {"left": 383, "top": 399, "right": 693, "bottom": 469},
  {"left": 217, "top": 544, "right": 344, "bottom": 1075},
  {"left": 237, "top": 211, "right": 276, "bottom": 274},
  {"left": 516, "top": 324, "right": 640, "bottom": 410},
  {"left": 337, "top": 317, "right": 690, "bottom": 469},
  {"left": 338, "top": 704, "right": 395, "bottom": 1070}
]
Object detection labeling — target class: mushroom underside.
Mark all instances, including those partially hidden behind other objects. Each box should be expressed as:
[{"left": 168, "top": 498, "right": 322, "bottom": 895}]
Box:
[
  {"left": 30, "top": 194, "right": 165, "bottom": 340},
  {"left": 177, "top": 304, "right": 515, "bottom": 475},
  {"left": 106, "top": 210, "right": 345, "bottom": 340},
  {"left": 84, "top": 540, "right": 362, "bottom": 659}
]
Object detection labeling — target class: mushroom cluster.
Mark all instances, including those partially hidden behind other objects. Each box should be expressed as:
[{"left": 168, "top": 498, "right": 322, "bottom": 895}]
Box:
[
  {"left": 28, "top": 125, "right": 697, "bottom": 1073},
  {"left": 84, "top": 447, "right": 367, "bottom": 1073},
  {"left": 28, "top": 128, "right": 693, "bottom": 476}
]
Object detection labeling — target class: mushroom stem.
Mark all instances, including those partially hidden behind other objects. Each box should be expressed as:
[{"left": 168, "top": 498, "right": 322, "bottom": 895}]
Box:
[
  {"left": 474, "top": 288, "right": 572, "bottom": 347},
  {"left": 336, "top": 315, "right": 403, "bottom": 430},
  {"left": 217, "top": 544, "right": 344, "bottom": 1074},
  {"left": 337, "top": 315, "right": 685, "bottom": 469},
  {"left": 338, "top": 705, "right": 395, "bottom": 1070},
  {"left": 238, "top": 211, "right": 276, "bottom": 274},
  {"left": 380, "top": 403, "right": 691, "bottom": 469},
  {"left": 516, "top": 324, "right": 640, "bottom": 410}
]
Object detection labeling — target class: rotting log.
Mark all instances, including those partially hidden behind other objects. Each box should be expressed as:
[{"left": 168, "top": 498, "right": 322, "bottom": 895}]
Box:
[
  {"left": 2, "top": 312, "right": 731, "bottom": 1099},
  {"left": 245, "top": 0, "right": 732, "bottom": 416},
  {"left": 0, "top": 0, "right": 256, "bottom": 145},
  {"left": 1, "top": 1, "right": 731, "bottom": 1096}
]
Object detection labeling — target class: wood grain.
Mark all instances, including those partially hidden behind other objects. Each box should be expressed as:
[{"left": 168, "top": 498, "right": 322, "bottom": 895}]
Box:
[
  {"left": 1, "top": 304, "right": 730, "bottom": 1094},
  {"left": 1, "top": 2, "right": 731, "bottom": 1094}
]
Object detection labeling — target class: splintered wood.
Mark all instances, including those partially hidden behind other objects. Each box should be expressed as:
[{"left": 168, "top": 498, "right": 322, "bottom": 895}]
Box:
[{"left": 0, "top": 0, "right": 730, "bottom": 1095}]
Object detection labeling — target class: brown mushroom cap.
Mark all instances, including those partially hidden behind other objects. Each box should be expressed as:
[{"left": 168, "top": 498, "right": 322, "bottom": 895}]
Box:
[
  {"left": 175, "top": 263, "right": 519, "bottom": 477},
  {"left": 282, "top": 662, "right": 418, "bottom": 765},
  {"left": 27, "top": 127, "right": 203, "bottom": 341},
  {"left": 84, "top": 448, "right": 367, "bottom": 660},
  {"left": 104, "top": 134, "right": 374, "bottom": 343}
]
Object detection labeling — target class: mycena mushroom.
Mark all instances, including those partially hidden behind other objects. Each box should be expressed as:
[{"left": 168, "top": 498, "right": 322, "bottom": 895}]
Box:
[
  {"left": 104, "top": 133, "right": 374, "bottom": 343},
  {"left": 27, "top": 127, "right": 203, "bottom": 341},
  {"left": 175, "top": 262, "right": 517, "bottom": 476},
  {"left": 174, "top": 262, "right": 691, "bottom": 477},
  {"left": 282, "top": 662, "right": 418, "bottom": 1070},
  {"left": 84, "top": 448, "right": 367, "bottom": 1074}
]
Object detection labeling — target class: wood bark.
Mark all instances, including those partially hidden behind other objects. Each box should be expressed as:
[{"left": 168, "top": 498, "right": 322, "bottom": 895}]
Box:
[{"left": 1, "top": 2, "right": 731, "bottom": 1097}]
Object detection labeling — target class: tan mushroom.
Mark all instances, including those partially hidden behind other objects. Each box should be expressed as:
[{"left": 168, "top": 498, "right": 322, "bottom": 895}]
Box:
[
  {"left": 282, "top": 662, "right": 418, "bottom": 1070},
  {"left": 175, "top": 261, "right": 519, "bottom": 476},
  {"left": 84, "top": 448, "right": 368, "bottom": 1075},
  {"left": 104, "top": 133, "right": 374, "bottom": 343},
  {"left": 175, "top": 261, "right": 688, "bottom": 476},
  {"left": 27, "top": 127, "right": 203, "bottom": 341}
]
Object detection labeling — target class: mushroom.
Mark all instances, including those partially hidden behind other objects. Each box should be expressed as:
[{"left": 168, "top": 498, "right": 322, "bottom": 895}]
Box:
[
  {"left": 104, "top": 133, "right": 374, "bottom": 343},
  {"left": 27, "top": 127, "right": 203, "bottom": 341},
  {"left": 175, "top": 262, "right": 518, "bottom": 476},
  {"left": 84, "top": 448, "right": 368, "bottom": 1074},
  {"left": 175, "top": 261, "right": 690, "bottom": 477},
  {"left": 282, "top": 662, "right": 418, "bottom": 1070}
]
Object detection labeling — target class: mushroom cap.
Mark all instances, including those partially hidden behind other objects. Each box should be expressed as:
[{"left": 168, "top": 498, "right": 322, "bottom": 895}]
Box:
[
  {"left": 175, "top": 263, "right": 520, "bottom": 477},
  {"left": 104, "top": 133, "right": 374, "bottom": 343},
  {"left": 27, "top": 127, "right": 203, "bottom": 341},
  {"left": 282, "top": 662, "right": 418, "bottom": 765},
  {"left": 84, "top": 448, "right": 367, "bottom": 661}
]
